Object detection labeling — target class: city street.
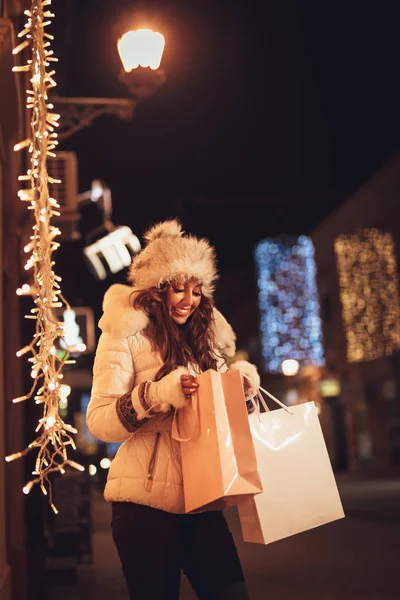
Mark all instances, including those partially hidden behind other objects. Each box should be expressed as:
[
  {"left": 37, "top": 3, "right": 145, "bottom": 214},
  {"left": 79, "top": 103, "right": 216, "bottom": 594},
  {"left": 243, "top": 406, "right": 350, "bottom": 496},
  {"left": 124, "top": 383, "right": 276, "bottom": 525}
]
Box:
[{"left": 49, "top": 476, "right": 400, "bottom": 600}]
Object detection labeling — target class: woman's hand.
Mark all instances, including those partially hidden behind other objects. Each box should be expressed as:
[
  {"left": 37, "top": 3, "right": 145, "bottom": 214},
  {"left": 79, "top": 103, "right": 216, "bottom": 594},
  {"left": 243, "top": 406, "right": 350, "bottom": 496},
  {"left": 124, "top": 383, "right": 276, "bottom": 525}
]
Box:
[
  {"left": 230, "top": 361, "right": 260, "bottom": 399},
  {"left": 147, "top": 368, "right": 194, "bottom": 411},
  {"left": 228, "top": 370, "right": 252, "bottom": 395},
  {"left": 180, "top": 374, "right": 198, "bottom": 399},
  {"left": 242, "top": 375, "right": 252, "bottom": 397}
]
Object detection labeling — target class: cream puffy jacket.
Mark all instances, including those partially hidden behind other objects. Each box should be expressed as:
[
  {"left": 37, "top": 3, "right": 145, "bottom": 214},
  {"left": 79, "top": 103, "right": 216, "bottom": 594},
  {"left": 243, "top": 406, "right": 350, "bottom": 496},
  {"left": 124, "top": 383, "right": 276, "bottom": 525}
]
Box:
[{"left": 86, "top": 284, "right": 260, "bottom": 514}]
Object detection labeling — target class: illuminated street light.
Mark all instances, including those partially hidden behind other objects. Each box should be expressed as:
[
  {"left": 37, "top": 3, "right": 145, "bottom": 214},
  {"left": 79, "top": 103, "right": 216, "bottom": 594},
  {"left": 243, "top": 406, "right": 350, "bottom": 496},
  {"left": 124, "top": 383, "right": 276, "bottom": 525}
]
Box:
[
  {"left": 117, "top": 26, "right": 166, "bottom": 103},
  {"left": 118, "top": 28, "right": 165, "bottom": 71},
  {"left": 51, "top": 26, "right": 166, "bottom": 141}
]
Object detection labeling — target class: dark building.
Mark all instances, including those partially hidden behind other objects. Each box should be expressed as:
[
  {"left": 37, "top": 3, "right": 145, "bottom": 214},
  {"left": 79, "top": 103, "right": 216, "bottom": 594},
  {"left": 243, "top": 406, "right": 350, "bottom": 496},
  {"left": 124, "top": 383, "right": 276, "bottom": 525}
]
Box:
[{"left": 312, "top": 155, "right": 400, "bottom": 474}]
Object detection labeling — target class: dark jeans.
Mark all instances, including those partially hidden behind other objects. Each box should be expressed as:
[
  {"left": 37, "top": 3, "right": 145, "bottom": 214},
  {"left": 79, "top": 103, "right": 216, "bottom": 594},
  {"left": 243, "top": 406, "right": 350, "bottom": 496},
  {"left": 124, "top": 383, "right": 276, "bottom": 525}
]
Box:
[{"left": 111, "top": 501, "right": 250, "bottom": 600}]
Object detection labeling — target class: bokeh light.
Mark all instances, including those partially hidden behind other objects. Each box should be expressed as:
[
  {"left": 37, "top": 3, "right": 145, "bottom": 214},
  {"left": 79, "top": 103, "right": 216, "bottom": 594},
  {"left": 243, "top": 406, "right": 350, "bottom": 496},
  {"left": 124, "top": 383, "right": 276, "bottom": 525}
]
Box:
[
  {"left": 334, "top": 228, "right": 400, "bottom": 362},
  {"left": 255, "top": 236, "right": 325, "bottom": 374}
]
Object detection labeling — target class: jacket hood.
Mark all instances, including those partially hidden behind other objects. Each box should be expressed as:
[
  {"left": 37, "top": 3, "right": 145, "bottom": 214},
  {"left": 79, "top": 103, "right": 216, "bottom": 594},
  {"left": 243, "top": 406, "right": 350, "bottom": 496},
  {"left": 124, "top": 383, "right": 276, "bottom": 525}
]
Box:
[{"left": 98, "top": 284, "right": 236, "bottom": 358}]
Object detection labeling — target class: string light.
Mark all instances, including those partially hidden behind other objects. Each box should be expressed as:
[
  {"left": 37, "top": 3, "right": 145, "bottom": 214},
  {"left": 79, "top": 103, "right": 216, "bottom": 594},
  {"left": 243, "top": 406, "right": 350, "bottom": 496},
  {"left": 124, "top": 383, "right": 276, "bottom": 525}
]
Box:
[
  {"left": 334, "top": 228, "right": 400, "bottom": 362},
  {"left": 255, "top": 236, "right": 325, "bottom": 374},
  {"left": 5, "top": 0, "right": 83, "bottom": 512}
]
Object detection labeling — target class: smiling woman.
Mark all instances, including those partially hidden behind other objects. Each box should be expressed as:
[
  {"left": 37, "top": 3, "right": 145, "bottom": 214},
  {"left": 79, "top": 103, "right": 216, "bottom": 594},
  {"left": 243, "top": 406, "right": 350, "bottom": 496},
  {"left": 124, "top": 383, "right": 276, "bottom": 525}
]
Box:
[
  {"left": 166, "top": 280, "right": 202, "bottom": 323},
  {"left": 86, "top": 218, "right": 261, "bottom": 599},
  {"left": 131, "top": 276, "right": 219, "bottom": 383}
]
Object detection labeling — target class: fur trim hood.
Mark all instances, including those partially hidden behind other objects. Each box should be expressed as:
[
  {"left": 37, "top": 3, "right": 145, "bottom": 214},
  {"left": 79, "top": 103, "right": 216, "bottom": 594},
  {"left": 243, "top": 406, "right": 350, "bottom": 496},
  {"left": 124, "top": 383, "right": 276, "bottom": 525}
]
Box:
[
  {"left": 98, "top": 284, "right": 236, "bottom": 358},
  {"left": 128, "top": 219, "right": 217, "bottom": 298}
]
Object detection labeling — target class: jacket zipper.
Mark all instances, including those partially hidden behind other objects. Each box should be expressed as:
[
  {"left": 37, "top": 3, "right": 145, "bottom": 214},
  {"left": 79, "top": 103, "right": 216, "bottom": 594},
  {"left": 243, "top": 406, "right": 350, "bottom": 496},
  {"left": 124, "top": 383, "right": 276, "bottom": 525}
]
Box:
[{"left": 145, "top": 432, "right": 161, "bottom": 492}]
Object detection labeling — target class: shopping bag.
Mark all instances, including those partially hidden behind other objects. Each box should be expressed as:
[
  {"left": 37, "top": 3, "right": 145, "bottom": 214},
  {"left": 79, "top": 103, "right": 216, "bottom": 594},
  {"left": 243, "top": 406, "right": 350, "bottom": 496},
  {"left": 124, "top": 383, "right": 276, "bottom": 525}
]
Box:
[
  {"left": 172, "top": 369, "right": 263, "bottom": 513},
  {"left": 238, "top": 388, "right": 344, "bottom": 544}
]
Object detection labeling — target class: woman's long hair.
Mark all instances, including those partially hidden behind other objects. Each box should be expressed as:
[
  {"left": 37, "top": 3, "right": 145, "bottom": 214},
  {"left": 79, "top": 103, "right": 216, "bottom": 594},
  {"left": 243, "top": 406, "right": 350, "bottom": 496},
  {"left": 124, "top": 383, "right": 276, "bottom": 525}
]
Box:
[{"left": 132, "top": 284, "right": 219, "bottom": 381}]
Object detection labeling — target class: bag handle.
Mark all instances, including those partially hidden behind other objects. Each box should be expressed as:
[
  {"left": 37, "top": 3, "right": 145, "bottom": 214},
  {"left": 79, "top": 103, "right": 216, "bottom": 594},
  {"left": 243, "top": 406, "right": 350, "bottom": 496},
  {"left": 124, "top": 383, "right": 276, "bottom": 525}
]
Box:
[
  {"left": 171, "top": 392, "right": 198, "bottom": 442},
  {"left": 243, "top": 374, "right": 293, "bottom": 415},
  {"left": 258, "top": 386, "right": 293, "bottom": 414}
]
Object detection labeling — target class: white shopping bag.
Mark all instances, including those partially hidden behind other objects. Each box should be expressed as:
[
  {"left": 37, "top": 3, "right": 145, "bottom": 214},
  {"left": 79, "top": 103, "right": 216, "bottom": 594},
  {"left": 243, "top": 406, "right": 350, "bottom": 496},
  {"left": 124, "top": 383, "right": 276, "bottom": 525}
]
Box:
[{"left": 238, "top": 387, "right": 345, "bottom": 545}]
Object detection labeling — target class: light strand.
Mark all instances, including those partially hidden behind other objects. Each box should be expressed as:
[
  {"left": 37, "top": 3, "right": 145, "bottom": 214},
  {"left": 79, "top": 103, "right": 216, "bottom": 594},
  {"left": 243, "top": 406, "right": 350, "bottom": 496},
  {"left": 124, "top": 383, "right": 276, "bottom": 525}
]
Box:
[{"left": 6, "top": 0, "right": 83, "bottom": 512}]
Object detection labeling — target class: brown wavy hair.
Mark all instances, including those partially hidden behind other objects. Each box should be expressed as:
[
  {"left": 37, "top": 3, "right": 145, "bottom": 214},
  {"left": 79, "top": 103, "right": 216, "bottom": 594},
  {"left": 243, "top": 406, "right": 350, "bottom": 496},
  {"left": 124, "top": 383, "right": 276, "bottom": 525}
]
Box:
[{"left": 132, "top": 284, "right": 220, "bottom": 381}]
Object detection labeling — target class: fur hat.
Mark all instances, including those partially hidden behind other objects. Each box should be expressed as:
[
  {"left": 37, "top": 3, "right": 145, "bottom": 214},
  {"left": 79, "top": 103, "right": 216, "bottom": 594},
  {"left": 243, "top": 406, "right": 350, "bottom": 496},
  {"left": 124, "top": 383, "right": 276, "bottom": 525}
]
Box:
[{"left": 128, "top": 219, "right": 218, "bottom": 297}]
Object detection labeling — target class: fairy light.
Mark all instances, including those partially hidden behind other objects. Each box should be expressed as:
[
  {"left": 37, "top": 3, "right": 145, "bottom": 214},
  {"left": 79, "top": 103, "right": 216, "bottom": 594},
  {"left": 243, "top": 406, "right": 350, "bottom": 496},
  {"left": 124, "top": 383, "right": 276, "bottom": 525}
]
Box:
[
  {"left": 334, "top": 228, "right": 400, "bottom": 362},
  {"left": 5, "top": 0, "right": 83, "bottom": 512}
]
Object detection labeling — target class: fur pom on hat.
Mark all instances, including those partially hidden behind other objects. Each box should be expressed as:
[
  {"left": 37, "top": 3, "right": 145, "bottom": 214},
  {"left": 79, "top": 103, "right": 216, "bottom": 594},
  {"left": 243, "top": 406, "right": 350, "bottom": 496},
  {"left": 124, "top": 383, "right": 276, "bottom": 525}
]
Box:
[{"left": 128, "top": 219, "right": 218, "bottom": 297}]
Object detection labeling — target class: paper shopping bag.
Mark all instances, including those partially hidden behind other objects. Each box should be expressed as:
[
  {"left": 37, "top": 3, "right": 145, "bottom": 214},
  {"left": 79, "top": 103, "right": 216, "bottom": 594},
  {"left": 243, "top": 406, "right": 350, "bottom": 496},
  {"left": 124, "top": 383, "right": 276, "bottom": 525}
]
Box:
[
  {"left": 172, "top": 369, "right": 263, "bottom": 513},
  {"left": 238, "top": 399, "right": 344, "bottom": 544}
]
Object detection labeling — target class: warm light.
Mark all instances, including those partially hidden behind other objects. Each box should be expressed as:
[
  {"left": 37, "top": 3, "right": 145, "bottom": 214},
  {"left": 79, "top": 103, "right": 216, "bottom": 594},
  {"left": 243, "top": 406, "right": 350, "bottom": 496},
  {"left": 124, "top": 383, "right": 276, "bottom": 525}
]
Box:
[
  {"left": 88, "top": 464, "right": 97, "bottom": 476},
  {"left": 12, "top": 395, "right": 29, "bottom": 404},
  {"left": 5, "top": 452, "right": 23, "bottom": 463},
  {"left": 281, "top": 359, "right": 300, "bottom": 376},
  {"left": 118, "top": 28, "right": 165, "bottom": 72},
  {"left": 319, "top": 378, "right": 341, "bottom": 397},
  {"left": 45, "top": 416, "right": 56, "bottom": 429},
  {"left": 23, "top": 481, "right": 34, "bottom": 495},
  {"left": 90, "top": 179, "right": 104, "bottom": 202},
  {"left": 17, "top": 283, "right": 32, "bottom": 295},
  {"left": 16, "top": 345, "right": 31, "bottom": 358},
  {"left": 59, "top": 384, "right": 71, "bottom": 399},
  {"left": 100, "top": 458, "right": 111, "bottom": 469},
  {"left": 67, "top": 460, "right": 85, "bottom": 472},
  {"left": 335, "top": 229, "right": 400, "bottom": 362}
]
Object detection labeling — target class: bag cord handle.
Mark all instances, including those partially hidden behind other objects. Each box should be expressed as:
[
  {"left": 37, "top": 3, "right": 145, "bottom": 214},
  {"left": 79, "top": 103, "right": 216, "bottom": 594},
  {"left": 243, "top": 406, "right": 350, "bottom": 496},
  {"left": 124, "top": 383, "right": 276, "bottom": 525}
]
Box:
[
  {"left": 171, "top": 393, "right": 198, "bottom": 442},
  {"left": 243, "top": 374, "right": 293, "bottom": 415}
]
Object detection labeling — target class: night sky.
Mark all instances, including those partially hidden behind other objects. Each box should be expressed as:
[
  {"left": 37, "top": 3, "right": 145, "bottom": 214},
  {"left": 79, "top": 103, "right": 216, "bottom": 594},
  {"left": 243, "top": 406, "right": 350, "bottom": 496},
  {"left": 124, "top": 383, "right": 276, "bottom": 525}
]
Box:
[{"left": 50, "top": 0, "right": 400, "bottom": 343}]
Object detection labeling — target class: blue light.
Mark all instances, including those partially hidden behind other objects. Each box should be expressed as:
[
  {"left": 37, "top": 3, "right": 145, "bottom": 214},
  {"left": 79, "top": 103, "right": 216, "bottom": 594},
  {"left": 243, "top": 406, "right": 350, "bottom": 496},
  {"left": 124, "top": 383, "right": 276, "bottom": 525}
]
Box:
[{"left": 255, "top": 236, "right": 325, "bottom": 374}]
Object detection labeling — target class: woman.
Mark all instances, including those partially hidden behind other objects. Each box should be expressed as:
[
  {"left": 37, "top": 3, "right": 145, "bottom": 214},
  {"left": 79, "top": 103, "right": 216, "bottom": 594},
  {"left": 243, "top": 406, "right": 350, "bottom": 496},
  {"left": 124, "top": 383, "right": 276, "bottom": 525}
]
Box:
[{"left": 87, "top": 219, "right": 261, "bottom": 600}]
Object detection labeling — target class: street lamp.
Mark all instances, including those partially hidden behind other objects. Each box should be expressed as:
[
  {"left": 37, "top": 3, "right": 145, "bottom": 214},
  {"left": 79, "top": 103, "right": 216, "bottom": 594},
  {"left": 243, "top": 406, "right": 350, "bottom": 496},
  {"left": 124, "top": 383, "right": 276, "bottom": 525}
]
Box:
[
  {"left": 118, "top": 28, "right": 165, "bottom": 71},
  {"left": 51, "top": 27, "right": 166, "bottom": 141},
  {"left": 118, "top": 28, "right": 166, "bottom": 103}
]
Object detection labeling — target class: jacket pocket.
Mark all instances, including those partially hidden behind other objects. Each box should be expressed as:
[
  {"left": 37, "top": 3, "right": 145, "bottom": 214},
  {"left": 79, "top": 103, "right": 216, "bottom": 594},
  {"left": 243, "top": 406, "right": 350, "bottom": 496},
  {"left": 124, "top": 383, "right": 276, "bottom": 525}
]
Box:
[{"left": 145, "top": 432, "right": 161, "bottom": 492}]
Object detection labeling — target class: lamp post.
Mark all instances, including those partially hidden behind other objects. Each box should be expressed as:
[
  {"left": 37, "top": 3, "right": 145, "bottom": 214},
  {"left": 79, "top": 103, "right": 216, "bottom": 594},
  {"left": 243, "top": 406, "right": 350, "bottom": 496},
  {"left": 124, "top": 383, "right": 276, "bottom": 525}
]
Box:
[{"left": 51, "top": 28, "right": 166, "bottom": 141}]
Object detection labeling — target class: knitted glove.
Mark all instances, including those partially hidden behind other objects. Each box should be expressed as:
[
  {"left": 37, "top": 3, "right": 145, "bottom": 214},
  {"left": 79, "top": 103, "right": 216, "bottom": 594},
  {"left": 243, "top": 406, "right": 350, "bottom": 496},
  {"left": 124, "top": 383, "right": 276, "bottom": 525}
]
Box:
[
  {"left": 146, "top": 367, "right": 191, "bottom": 413},
  {"left": 230, "top": 360, "right": 260, "bottom": 399}
]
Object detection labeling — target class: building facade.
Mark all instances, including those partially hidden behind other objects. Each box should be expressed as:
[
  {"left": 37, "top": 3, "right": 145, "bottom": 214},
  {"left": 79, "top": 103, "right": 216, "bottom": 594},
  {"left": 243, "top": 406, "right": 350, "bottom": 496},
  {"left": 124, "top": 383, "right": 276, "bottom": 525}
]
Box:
[
  {"left": 311, "top": 155, "right": 400, "bottom": 474},
  {"left": 1, "top": 3, "right": 30, "bottom": 599}
]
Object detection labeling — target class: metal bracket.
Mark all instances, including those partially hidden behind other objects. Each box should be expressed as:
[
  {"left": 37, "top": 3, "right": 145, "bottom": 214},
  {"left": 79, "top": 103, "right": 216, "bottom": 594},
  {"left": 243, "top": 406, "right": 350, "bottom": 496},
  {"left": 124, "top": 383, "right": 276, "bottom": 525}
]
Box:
[
  {"left": 50, "top": 97, "right": 136, "bottom": 141},
  {"left": 51, "top": 68, "right": 166, "bottom": 141}
]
